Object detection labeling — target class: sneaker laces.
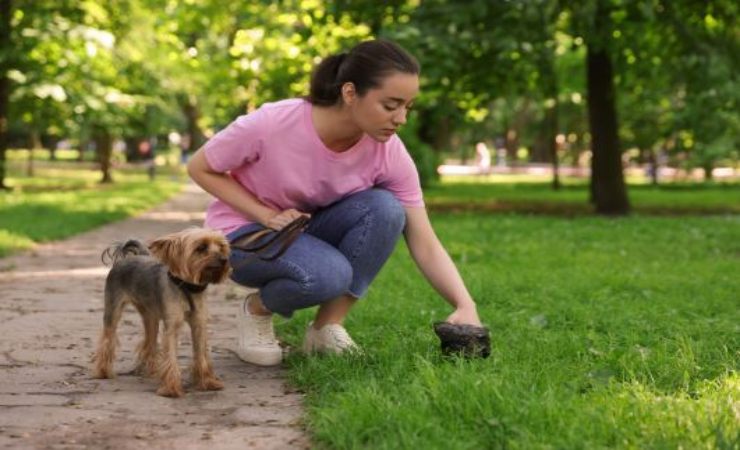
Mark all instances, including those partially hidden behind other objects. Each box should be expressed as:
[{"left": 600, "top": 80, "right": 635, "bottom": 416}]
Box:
[
  {"left": 325, "top": 324, "right": 357, "bottom": 350},
  {"left": 243, "top": 298, "right": 278, "bottom": 346},
  {"left": 253, "top": 316, "right": 278, "bottom": 346}
]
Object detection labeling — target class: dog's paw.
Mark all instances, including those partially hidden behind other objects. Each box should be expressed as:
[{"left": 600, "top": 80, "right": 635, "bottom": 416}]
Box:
[
  {"left": 130, "top": 361, "right": 159, "bottom": 378},
  {"left": 196, "top": 377, "right": 224, "bottom": 391},
  {"left": 156, "top": 385, "right": 185, "bottom": 398},
  {"left": 92, "top": 368, "right": 115, "bottom": 379}
]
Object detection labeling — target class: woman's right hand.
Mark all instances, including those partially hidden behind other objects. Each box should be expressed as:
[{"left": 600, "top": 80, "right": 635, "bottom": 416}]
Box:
[{"left": 263, "top": 209, "right": 310, "bottom": 231}]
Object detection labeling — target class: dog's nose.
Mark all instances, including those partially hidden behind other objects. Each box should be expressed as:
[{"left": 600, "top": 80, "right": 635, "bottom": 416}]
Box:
[{"left": 207, "top": 256, "right": 229, "bottom": 270}]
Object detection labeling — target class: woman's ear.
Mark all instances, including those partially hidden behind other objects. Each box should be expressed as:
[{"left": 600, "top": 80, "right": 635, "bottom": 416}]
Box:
[{"left": 341, "top": 82, "right": 357, "bottom": 105}]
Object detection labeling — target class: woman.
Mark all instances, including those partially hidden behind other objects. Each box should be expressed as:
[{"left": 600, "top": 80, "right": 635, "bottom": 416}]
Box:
[{"left": 188, "top": 39, "right": 482, "bottom": 366}]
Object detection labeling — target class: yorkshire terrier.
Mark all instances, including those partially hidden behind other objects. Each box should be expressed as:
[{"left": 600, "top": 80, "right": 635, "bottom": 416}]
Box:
[{"left": 92, "top": 228, "right": 231, "bottom": 397}]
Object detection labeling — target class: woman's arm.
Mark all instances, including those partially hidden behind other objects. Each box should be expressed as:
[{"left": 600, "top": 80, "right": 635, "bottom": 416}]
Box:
[
  {"left": 187, "top": 149, "right": 306, "bottom": 229},
  {"left": 403, "top": 207, "right": 482, "bottom": 326}
]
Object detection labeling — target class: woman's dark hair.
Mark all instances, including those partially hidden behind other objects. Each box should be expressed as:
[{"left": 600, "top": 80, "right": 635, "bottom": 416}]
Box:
[{"left": 308, "top": 39, "right": 420, "bottom": 106}]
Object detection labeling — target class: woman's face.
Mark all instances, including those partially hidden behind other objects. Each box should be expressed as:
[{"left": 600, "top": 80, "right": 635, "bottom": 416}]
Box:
[{"left": 343, "top": 72, "right": 419, "bottom": 142}]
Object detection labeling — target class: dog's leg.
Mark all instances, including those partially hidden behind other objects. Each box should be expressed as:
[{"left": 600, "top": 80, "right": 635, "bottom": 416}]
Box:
[
  {"left": 188, "top": 304, "right": 224, "bottom": 391},
  {"left": 134, "top": 308, "right": 160, "bottom": 377},
  {"left": 156, "top": 315, "right": 185, "bottom": 397},
  {"left": 92, "top": 290, "right": 127, "bottom": 379}
]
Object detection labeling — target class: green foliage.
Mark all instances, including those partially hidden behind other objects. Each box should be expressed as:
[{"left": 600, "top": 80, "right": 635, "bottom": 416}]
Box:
[
  {"left": 280, "top": 208, "right": 739, "bottom": 448},
  {"left": 397, "top": 114, "right": 439, "bottom": 188},
  {"left": 611, "top": 1, "right": 739, "bottom": 175},
  {"left": 5, "top": 1, "right": 738, "bottom": 186},
  {"left": 156, "top": 0, "right": 372, "bottom": 130}
]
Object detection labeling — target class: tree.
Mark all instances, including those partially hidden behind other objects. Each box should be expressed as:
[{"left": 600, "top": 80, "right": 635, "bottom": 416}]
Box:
[
  {"left": 663, "top": 1, "right": 739, "bottom": 180},
  {"left": 567, "top": 1, "right": 630, "bottom": 214},
  {"left": 0, "top": 0, "right": 10, "bottom": 189}
]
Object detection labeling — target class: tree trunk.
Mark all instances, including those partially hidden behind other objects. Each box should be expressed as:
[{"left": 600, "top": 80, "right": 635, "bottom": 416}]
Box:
[
  {"left": 46, "top": 135, "right": 59, "bottom": 161},
  {"left": 182, "top": 96, "right": 205, "bottom": 155},
  {"left": 546, "top": 105, "right": 560, "bottom": 190},
  {"left": 432, "top": 115, "right": 451, "bottom": 153},
  {"left": 27, "top": 129, "right": 41, "bottom": 177},
  {"left": 458, "top": 135, "right": 468, "bottom": 165},
  {"left": 586, "top": 41, "right": 630, "bottom": 215},
  {"left": 0, "top": 0, "right": 11, "bottom": 190},
  {"left": 702, "top": 163, "right": 713, "bottom": 181},
  {"left": 94, "top": 128, "right": 114, "bottom": 184},
  {"left": 418, "top": 106, "right": 454, "bottom": 159},
  {"left": 647, "top": 149, "right": 658, "bottom": 185},
  {"left": 78, "top": 137, "right": 89, "bottom": 162},
  {"left": 504, "top": 127, "right": 518, "bottom": 164},
  {"left": 531, "top": 134, "right": 548, "bottom": 163},
  {"left": 502, "top": 99, "right": 532, "bottom": 166},
  {"left": 541, "top": 48, "right": 560, "bottom": 190}
]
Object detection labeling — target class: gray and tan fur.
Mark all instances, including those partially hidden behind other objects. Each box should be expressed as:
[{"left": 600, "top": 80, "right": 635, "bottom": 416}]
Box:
[{"left": 92, "top": 228, "right": 231, "bottom": 398}]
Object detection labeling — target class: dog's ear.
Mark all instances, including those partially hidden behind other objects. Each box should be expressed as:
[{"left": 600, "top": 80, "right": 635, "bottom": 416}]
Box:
[
  {"left": 148, "top": 235, "right": 178, "bottom": 264},
  {"left": 148, "top": 234, "right": 189, "bottom": 278}
]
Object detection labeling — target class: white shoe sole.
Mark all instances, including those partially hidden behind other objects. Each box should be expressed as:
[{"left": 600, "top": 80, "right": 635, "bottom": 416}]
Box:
[{"left": 236, "top": 347, "right": 283, "bottom": 366}]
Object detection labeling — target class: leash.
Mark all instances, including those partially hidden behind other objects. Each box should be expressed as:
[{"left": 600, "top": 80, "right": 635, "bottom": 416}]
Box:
[{"left": 231, "top": 216, "right": 310, "bottom": 261}]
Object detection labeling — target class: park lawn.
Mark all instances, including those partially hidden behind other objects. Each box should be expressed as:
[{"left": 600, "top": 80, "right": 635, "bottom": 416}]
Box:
[
  {"left": 0, "top": 168, "right": 183, "bottom": 257},
  {"left": 426, "top": 177, "right": 740, "bottom": 215},
  {"left": 278, "top": 211, "right": 739, "bottom": 449}
]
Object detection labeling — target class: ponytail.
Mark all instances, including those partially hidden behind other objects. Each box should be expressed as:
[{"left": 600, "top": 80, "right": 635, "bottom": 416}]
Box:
[
  {"left": 307, "top": 39, "right": 419, "bottom": 106},
  {"left": 308, "top": 53, "right": 348, "bottom": 106}
]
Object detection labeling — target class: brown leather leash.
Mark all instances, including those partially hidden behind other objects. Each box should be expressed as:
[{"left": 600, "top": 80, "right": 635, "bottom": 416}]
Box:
[{"left": 230, "top": 216, "right": 310, "bottom": 261}]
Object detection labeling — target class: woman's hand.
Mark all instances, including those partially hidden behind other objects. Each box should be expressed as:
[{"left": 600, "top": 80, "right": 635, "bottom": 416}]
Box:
[
  {"left": 445, "top": 303, "right": 482, "bottom": 327},
  {"left": 263, "top": 208, "right": 310, "bottom": 230}
]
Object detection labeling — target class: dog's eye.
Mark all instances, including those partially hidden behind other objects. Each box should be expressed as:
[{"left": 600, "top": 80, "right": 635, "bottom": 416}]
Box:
[{"left": 196, "top": 243, "right": 208, "bottom": 253}]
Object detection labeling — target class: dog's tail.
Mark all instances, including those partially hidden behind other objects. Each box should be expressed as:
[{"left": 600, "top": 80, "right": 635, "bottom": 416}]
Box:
[{"left": 101, "top": 239, "right": 150, "bottom": 266}]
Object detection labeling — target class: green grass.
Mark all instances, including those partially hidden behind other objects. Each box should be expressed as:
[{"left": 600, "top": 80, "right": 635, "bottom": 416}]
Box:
[
  {"left": 2, "top": 162, "right": 738, "bottom": 447},
  {"left": 426, "top": 177, "right": 740, "bottom": 214},
  {"left": 278, "top": 210, "right": 739, "bottom": 448},
  {"left": 0, "top": 167, "right": 184, "bottom": 257},
  {"left": 7, "top": 147, "right": 185, "bottom": 166}
]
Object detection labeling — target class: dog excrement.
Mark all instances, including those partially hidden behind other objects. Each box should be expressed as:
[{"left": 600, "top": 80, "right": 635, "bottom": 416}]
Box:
[{"left": 433, "top": 322, "right": 491, "bottom": 359}]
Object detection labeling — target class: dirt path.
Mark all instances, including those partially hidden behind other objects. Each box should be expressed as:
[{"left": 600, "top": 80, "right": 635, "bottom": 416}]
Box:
[{"left": 0, "top": 183, "right": 309, "bottom": 450}]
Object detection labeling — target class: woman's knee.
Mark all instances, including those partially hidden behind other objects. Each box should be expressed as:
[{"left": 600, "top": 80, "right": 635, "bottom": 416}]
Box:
[
  {"left": 307, "top": 253, "right": 353, "bottom": 300},
  {"left": 356, "top": 189, "right": 406, "bottom": 232}
]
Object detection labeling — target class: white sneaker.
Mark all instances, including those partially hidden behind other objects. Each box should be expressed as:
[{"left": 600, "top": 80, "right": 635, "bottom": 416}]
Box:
[
  {"left": 302, "top": 322, "right": 361, "bottom": 354},
  {"left": 237, "top": 293, "right": 282, "bottom": 366}
]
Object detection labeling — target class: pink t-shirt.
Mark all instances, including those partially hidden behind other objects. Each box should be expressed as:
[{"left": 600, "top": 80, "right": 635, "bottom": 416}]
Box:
[{"left": 202, "top": 98, "right": 425, "bottom": 234}]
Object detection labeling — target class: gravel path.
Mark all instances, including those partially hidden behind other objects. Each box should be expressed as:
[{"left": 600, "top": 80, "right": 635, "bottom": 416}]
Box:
[{"left": 0, "top": 183, "right": 309, "bottom": 450}]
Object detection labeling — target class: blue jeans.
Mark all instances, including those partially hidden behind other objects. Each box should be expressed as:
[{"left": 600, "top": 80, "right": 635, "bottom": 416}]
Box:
[{"left": 226, "top": 189, "right": 406, "bottom": 317}]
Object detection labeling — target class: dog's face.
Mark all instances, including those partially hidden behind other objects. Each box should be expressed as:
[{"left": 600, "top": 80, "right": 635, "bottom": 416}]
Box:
[{"left": 148, "top": 228, "right": 231, "bottom": 285}]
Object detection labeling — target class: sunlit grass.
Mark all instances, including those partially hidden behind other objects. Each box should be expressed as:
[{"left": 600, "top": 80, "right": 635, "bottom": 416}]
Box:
[
  {"left": 6, "top": 147, "right": 185, "bottom": 166},
  {"left": 426, "top": 177, "right": 740, "bottom": 214},
  {"left": 0, "top": 167, "right": 184, "bottom": 257},
  {"left": 278, "top": 211, "right": 739, "bottom": 449}
]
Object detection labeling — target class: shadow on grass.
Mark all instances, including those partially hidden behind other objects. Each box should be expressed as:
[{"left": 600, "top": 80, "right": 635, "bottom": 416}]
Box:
[
  {"left": 426, "top": 200, "right": 739, "bottom": 216},
  {"left": 425, "top": 181, "right": 740, "bottom": 216}
]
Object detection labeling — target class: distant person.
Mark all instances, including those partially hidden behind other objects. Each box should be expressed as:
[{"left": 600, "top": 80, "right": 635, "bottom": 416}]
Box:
[
  {"left": 179, "top": 133, "right": 192, "bottom": 165},
  {"left": 475, "top": 142, "right": 491, "bottom": 174},
  {"left": 138, "top": 139, "right": 156, "bottom": 180},
  {"left": 187, "top": 39, "right": 483, "bottom": 366}
]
